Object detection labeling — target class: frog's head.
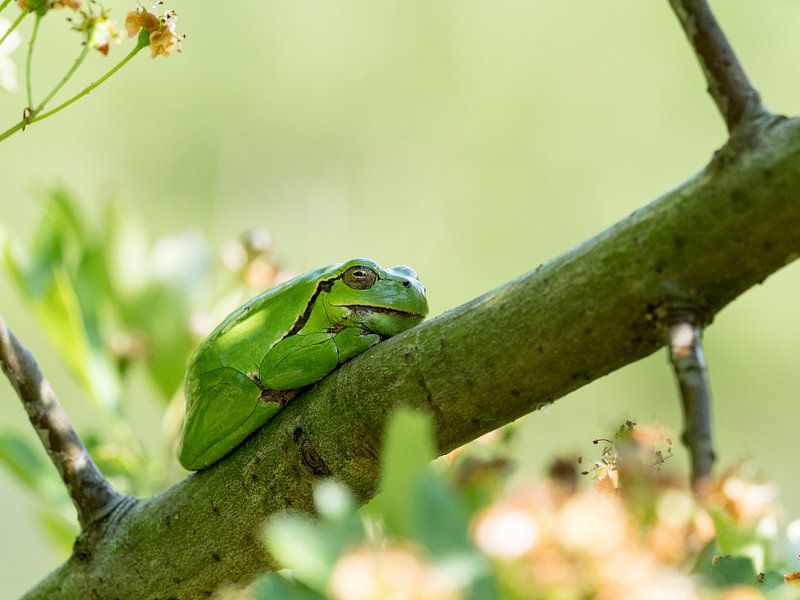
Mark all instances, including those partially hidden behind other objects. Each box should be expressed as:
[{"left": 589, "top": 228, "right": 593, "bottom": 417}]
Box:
[{"left": 325, "top": 258, "right": 428, "bottom": 337}]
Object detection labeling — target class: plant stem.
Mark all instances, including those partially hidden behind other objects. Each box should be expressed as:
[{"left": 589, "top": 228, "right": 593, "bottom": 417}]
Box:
[
  {"left": 0, "top": 39, "right": 147, "bottom": 143},
  {"left": 36, "top": 42, "right": 91, "bottom": 111},
  {"left": 0, "top": 120, "right": 24, "bottom": 141},
  {"left": 0, "top": 9, "right": 25, "bottom": 48},
  {"left": 0, "top": 0, "right": 13, "bottom": 16},
  {"left": 32, "top": 42, "right": 146, "bottom": 123},
  {"left": 26, "top": 13, "right": 42, "bottom": 109}
]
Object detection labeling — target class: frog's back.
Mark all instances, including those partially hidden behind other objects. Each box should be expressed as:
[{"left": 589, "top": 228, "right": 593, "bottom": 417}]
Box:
[{"left": 187, "top": 264, "right": 336, "bottom": 377}]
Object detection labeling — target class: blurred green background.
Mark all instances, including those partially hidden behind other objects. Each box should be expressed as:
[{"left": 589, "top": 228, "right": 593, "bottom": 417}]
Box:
[{"left": 1, "top": 0, "right": 799, "bottom": 596}]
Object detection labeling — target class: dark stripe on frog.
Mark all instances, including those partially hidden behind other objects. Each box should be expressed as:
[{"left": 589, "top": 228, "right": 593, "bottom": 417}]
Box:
[
  {"left": 281, "top": 272, "right": 407, "bottom": 342},
  {"left": 282, "top": 276, "right": 340, "bottom": 339}
]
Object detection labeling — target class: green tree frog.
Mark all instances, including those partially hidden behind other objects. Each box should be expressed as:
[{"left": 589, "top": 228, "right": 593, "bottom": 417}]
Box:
[{"left": 178, "top": 258, "right": 428, "bottom": 470}]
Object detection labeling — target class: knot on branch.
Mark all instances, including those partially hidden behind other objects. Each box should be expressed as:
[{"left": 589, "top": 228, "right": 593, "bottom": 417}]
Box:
[{"left": 293, "top": 427, "right": 331, "bottom": 477}]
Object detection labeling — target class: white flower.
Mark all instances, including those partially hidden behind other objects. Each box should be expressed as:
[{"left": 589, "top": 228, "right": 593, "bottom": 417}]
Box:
[
  {"left": 0, "top": 18, "right": 21, "bottom": 92},
  {"left": 86, "top": 14, "right": 122, "bottom": 56},
  {"left": 473, "top": 505, "right": 540, "bottom": 559}
]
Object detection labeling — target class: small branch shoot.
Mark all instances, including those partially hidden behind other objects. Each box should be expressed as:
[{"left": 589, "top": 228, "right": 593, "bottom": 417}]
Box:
[
  {"left": 667, "top": 314, "right": 716, "bottom": 489},
  {"left": 0, "top": 317, "right": 123, "bottom": 529},
  {"left": 0, "top": 8, "right": 25, "bottom": 47},
  {"left": 668, "top": 0, "right": 769, "bottom": 132}
]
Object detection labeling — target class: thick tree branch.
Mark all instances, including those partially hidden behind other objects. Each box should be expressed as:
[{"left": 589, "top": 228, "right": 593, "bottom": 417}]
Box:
[
  {"left": 667, "top": 313, "right": 715, "bottom": 488},
  {"left": 22, "top": 114, "right": 800, "bottom": 599},
  {"left": 0, "top": 318, "right": 123, "bottom": 529},
  {"left": 668, "top": 0, "right": 769, "bottom": 132}
]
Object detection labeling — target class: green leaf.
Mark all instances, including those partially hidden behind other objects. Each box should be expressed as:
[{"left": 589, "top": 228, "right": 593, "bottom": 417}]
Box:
[
  {"left": 0, "top": 430, "right": 50, "bottom": 494},
  {"left": 691, "top": 539, "right": 721, "bottom": 577},
  {"left": 252, "top": 574, "right": 327, "bottom": 600},
  {"left": 131, "top": 284, "right": 194, "bottom": 399},
  {"left": 264, "top": 513, "right": 361, "bottom": 591},
  {"left": 47, "top": 188, "right": 87, "bottom": 245},
  {"left": 112, "top": 231, "right": 211, "bottom": 400},
  {"left": 22, "top": 188, "right": 86, "bottom": 298},
  {"left": 712, "top": 511, "right": 767, "bottom": 572},
  {"left": 412, "top": 471, "right": 471, "bottom": 557},
  {"left": 264, "top": 515, "right": 330, "bottom": 587},
  {"left": 375, "top": 407, "right": 436, "bottom": 537},
  {"left": 264, "top": 481, "right": 364, "bottom": 592},
  {"left": 37, "top": 267, "right": 90, "bottom": 374},
  {"left": 708, "top": 555, "right": 759, "bottom": 588},
  {"left": 33, "top": 267, "right": 121, "bottom": 412},
  {"left": 102, "top": 200, "right": 148, "bottom": 297},
  {"left": 759, "top": 569, "right": 787, "bottom": 591},
  {"left": 35, "top": 507, "right": 79, "bottom": 555},
  {"left": 3, "top": 190, "right": 123, "bottom": 412},
  {"left": 82, "top": 433, "right": 140, "bottom": 483},
  {"left": 693, "top": 542, "right": 763, "bottom": 588},
  {"left": 464, "top": 573, "right": 499, "bottom": 600},
  {"left": 0, "top": 431, "right": 82, "bottom": 508},
  {"left": 410, "top": 472, "right": 491, "bottom": 593}
]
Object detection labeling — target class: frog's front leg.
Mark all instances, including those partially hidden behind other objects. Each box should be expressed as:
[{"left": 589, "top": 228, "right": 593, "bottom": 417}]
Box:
[
  {"left": 332, "top": 326, "right": 381, "bottom": 362},
  {"left": 259, "top": 332, "right": 339, "bottom": 389}
]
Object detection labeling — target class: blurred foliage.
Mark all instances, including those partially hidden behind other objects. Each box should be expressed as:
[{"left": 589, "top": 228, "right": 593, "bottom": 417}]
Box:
[
  {"left": 0, "top": 188, "right": 289, "bottom": 550},
  {"left": 243, "top": 411, "right": 800, "bottom": 600}
]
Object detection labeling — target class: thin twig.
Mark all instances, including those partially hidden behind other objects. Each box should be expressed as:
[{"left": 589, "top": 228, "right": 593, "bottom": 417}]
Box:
[
  {"left": 36, "top": 34, "right": 91, "bottom": 110},
  {"left": 32, "top": 42, "right": 145, "bottom": 122},
  {"left": 0, "top": 40, "right": 146, "bottom": 142},
  {"left": 667, "top": 312, "right": 715, "bottom": 489},
  {"left": 0, "top": 317, "right": 122, "bottom": 529},
  {"left": 0, "top": 8, "right": 25, "bottom": 48},
  {"left": 25, "top": 13, "right": 42, "bottom": 109},
  {"left": 668, "top": 0, "right": 769, "bottom": 132}
]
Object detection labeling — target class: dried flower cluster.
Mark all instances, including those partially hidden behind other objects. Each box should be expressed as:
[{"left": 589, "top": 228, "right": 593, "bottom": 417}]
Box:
[
  {"left": 73, "top": 8, "right": 121, "bottom": 56},
  {"left": 125, "top": 5, "right": 183, "bottom": 58},
  {"left": 1, "top": 0, "right": 186, "bottom": 141},
  {"left": 50, "top": 0, "right": 81, "bottom": 9},
  {"left": 214, "top": 412, "right": 800, "bottom": 600},
  {"left": 17, "top": 0, "right": 81, "bottom": 10},
  {"left": 472, "top": 480, "right": 701, "bottom": 598},
  {"left": 467, "top": 423, "right": 797, "bottom": 600}
]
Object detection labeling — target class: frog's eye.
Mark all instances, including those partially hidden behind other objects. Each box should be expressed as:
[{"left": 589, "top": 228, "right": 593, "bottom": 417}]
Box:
[{"left": 343, "top": 265, "right": 378, "bottom": 290}]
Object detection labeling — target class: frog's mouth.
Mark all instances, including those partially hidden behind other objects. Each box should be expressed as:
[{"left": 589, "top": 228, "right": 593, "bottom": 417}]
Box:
[
  {"left": 340, "top": 304, "right": 426, "bottom": 320},
  {"left": 338, "top": 304, "right": 427, "bottom": 338}
]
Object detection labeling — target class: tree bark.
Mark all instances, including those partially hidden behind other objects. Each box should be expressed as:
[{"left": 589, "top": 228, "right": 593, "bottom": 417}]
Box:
[{"left": 22, "top": 113, "right": 800, "bottom": 599}]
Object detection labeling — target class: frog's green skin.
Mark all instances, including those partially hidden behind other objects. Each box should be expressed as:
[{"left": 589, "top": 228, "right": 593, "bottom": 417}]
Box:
[{"left": 178, "top": 258, "right": 428, "bottom": 470}]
